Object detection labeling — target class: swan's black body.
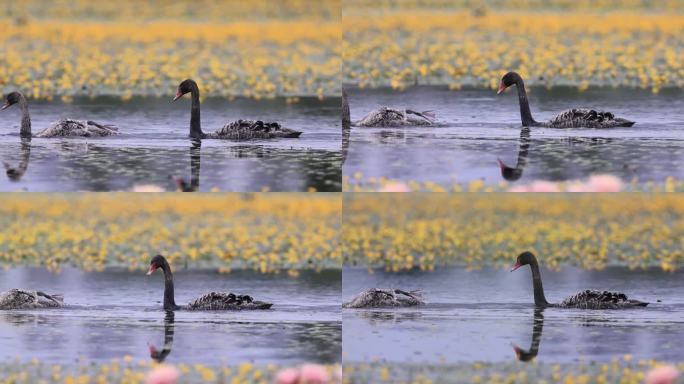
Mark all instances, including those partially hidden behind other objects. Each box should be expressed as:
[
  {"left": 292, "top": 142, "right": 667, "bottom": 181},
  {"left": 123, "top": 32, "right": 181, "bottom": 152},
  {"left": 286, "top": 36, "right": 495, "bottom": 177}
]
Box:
[
  {"left": 511, "top": 251, "right": 648, "bottom": 309},
  {"left": 343, "top": 288, "right": 424, "bottom": 308},
  {"left": 174, "top": 79, "right": 302, "bottom": 140},
  {"left": 1, "top": 92, "right": 118, "bottom": 137},
  {"left": 352, "top": 107, "right": 435, "bottom": 127},
  {"left": 0, "top": 289, "right": 64, "bottom": 309},
  {"left": 497, "top": 72, "right": 635, "bottom": 128},
  {"left": 147, "top": 254, "right": 273, "bottom": 311}
]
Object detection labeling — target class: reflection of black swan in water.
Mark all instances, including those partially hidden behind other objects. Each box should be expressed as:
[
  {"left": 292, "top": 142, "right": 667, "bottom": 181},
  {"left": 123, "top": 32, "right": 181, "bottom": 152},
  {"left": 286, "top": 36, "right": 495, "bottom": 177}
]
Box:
[
  {"left": 170, "top": 140, "right": 201, "bottom": 192},
  {"left": 4, "top": 138, "right": 31, "bottom": 181},
  {"left": 343, "top": 87, "right": 435, "bottom": 127},
  {"left": 513, "top": 309, "right": 544, "bottom": 362},
  {"left": 147, "top": 255, "right": 273, "bottom": 311},
  {"left": 1, "top": 92, "right": 118, "bottom": 137},
  {"left": 498, "top": 127, "right": 530, "bottom": 182},
  {"left": 497, "top": 72, "right": 635, "bottom": 128},
  {"left": 173, "top": 79, "right": 302, "bottom": 140},
  {"left": 511, "top": 251, "right": 648, "bottom": 309},
  {"left": 342, "top": 88, "right": 351, "bottom": 165},
  {"left": 343, "top": 288, "right": 424, "bottom": 308},
  {"left": 0, "top": 289, "right": 64, "bottom": 309},
  {"left": 149, "top": 311, "right": 175, "bottom": 363}
]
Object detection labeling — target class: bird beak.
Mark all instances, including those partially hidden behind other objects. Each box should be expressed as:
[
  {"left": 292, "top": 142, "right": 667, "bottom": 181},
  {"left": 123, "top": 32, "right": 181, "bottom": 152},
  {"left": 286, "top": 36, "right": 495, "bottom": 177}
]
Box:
[
  {"left": 0, "top": 102, "right": 9, "bottom": 110},
  {"left": 510, "top": 262, "right": 522, "bottom": 272},
  {"left": 173, "top": 90, "right": 183, "bottom": 101},
  {"left": 147, "top": 265, "right": 157, "bottom": 275},
  {"left": 497, "top": 82, "right": 507, "bottom": 95},
  {"left": 497, "top": 158, "right": 507, "bottom": 170}
]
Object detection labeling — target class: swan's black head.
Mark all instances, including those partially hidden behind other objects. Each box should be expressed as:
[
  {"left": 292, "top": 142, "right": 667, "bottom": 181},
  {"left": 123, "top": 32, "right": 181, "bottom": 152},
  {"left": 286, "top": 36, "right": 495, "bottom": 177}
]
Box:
[
  {"left": 147, "top": 254, "right": 168, "bottom": 275},
  {"left": 173, "top": 79, "right": 197, "bottom": 101},
  {"left": 1, "top": 92, "right": 22, "bottom": 110},
  {"left": 498, "top": 72, "right": 522, "bottom": 94},
  {"left": 497, "top": 158, "right": 522, "bottom": 181},
  {"left": 511, "top": 251, "right": 536, "bottom": 271}
]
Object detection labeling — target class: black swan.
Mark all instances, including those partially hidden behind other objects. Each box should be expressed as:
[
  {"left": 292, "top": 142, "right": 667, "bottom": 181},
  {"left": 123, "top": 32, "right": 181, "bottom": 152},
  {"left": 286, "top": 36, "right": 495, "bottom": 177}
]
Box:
[
  {"left": 0, "top": 289, "right": 64, "bottom": 309},
  {"left": 511, "top": 251, "right": 648, "bottom": 309},
  {"left": 343, "top": 288, "right": 424, "bottom": 308},
  {"left": 149, "top": 311, "right": 175, "bottom": 363},
  {"left": 173, "top": 79, "right": 302, "bottom": 140},
  {"left": 1, "top": 92, "right": 118, "bottom": 138},
  {"left": 343, "top": 88, "right": 435, "bottom": 127},
  {"left": 513, "top": 308, "right": 544, "bottom": 362},
  {"left": 146, "top": 254, "right": 273, "bottom": 311},
  {"left": 498, "top": 127, "right": 530, "bottom": 181},
  {"left": 497, "top": 72, "right": 635, "bottom": 128}
]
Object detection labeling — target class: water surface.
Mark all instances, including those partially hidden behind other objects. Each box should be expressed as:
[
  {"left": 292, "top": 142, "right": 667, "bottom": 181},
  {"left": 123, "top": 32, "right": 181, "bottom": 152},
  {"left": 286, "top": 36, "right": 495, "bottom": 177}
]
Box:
[
  {"left": 0, "top": 268, "right": 341, "bottom": 365},
  {"left": 343, "top": 86, "right": 684, "bottom": 186},
  {"left": 343, "top": 267, "right": 684, "bottom": 363},
  {"left": 0, "top": 97, "right": 341, "bottom": 191}
]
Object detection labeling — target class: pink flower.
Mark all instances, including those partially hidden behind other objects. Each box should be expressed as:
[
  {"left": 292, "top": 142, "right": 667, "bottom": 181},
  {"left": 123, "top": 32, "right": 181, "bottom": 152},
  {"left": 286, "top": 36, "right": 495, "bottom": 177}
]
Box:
[
  {"left": 585, "top": 174, "right": 623, "bottom": 192},
  {"left": 645, "top": 365, "right": 679, "bottom": 384},
  {"left": 146, "top": 365, "right": 180, "bottom": 384},
  {"left": 276, "top": 368, "right": 301, "bottom": 384},
  {"left": 528, "top": 181, "right": 561, "bottom": 192},
  {"left": 299, "top": 364, "right": 330, "bottom": 384},
  {"left": 378, "top": 182, "right": 411, "bottom": 192}
]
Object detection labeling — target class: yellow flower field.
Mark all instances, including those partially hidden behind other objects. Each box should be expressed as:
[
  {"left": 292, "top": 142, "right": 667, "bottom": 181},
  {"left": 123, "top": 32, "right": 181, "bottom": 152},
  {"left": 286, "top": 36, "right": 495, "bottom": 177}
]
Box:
[
  {"left": 344, "top": 193, "right": 684, "bottom": 271},
  {"left": 344, "top": 357, "right": 683, "bottom": 384},
  {"left": 343, "top": 1, "right": 684, "bottom": 92},
  {"left": 0, "top": 194, "right": 341, "bottom": 272},
  {"left": 0, "top": 0, "right": 340, "bottom": 100},
  {"left": 0, "top": 358, "right": 340, "bottom": 384},
  {"left": 343, "top": 174, "right": 684, "bottom": 192}
]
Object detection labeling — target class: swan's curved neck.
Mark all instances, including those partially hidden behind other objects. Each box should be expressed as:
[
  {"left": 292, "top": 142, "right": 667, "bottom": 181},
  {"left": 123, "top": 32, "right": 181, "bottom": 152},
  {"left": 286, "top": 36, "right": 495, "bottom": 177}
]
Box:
[
  {"left": 342, "top": 88, "right": 351, "bottom": 165},
  {"left": 528, "top": 259, "right": 550, "bottom": 307},
  {"left": 160, "top": 262, "right": 179, "bottom": 310},
  {"left": 18, "top": 95, "right": 31, "bottom": 138},
  {"left": 189, "top": 84, "right": 205, "bottom": 139},
  {"left": 514, "top": 78, "right": 537, "bottom": 127}
]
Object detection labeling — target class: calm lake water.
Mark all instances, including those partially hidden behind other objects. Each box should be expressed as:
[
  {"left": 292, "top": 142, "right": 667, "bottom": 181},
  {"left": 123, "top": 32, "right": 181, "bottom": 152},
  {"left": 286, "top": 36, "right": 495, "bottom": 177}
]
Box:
[
  {"left": 343, "top": 267, "right": 684, "bottom": 363},
  {"left": 343, "top": 86, "right": 684, "bottom": 187},
  {"left": 0, "top": 97, "right": 341, "bottom": 192},
  {"left": 0, "top": 268, "right": 341, "bottom": 365}
]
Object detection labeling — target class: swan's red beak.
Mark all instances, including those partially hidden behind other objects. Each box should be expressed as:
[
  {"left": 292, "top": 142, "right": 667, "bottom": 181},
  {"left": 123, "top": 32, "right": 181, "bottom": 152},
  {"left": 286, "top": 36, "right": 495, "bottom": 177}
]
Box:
[
  {"left": 497, "top": 158, "right": 507, "bottom": 170},
  {"left": 0, "top": 102, "right": 9, "bottom": 110},
  {"left": 510, "top": 262, "right": 522, "bottom": 272},
  {"left": 147, "top": 265, "right": 157, "bottom": 275},
  {"left": 513, "top": 345, "right": 522, "bottom": 357},
  {"left": 497, "top": 82, "right": 507, "bottom": 95},
  {"left": 173, "top": 90, "right": 183, "bottom": 101}
]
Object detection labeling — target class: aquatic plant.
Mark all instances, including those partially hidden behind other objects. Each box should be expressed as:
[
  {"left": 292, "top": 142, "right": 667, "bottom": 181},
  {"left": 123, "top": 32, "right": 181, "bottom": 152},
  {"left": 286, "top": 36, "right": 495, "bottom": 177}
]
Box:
[
  {"left": 343, "top": 193, "right": 684, "bottom": 271},
  {"left": 0, "top": 194, "right": 341, "bottom": 272},
  {"left": 0, "top": 1, "right": 340, "bottom": 100},
  {"left": 344, "top": 2, "right": 684, "bottom": 92}
]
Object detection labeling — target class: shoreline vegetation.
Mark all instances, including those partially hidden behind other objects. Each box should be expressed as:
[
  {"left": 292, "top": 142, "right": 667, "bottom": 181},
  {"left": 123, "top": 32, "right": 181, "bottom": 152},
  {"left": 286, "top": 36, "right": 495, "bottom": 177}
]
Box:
[
  {"left": 0, "top": 194, "right": 341, "bottom": 273},
  {"left": 343, "top": 194, "right": 684, "bottom": 272},
  {"left": 344, "top": 1, "right": 684, "bottom": 92},
  {"left": 0, "top": 0, "right": 340, "bottom": 101}
]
